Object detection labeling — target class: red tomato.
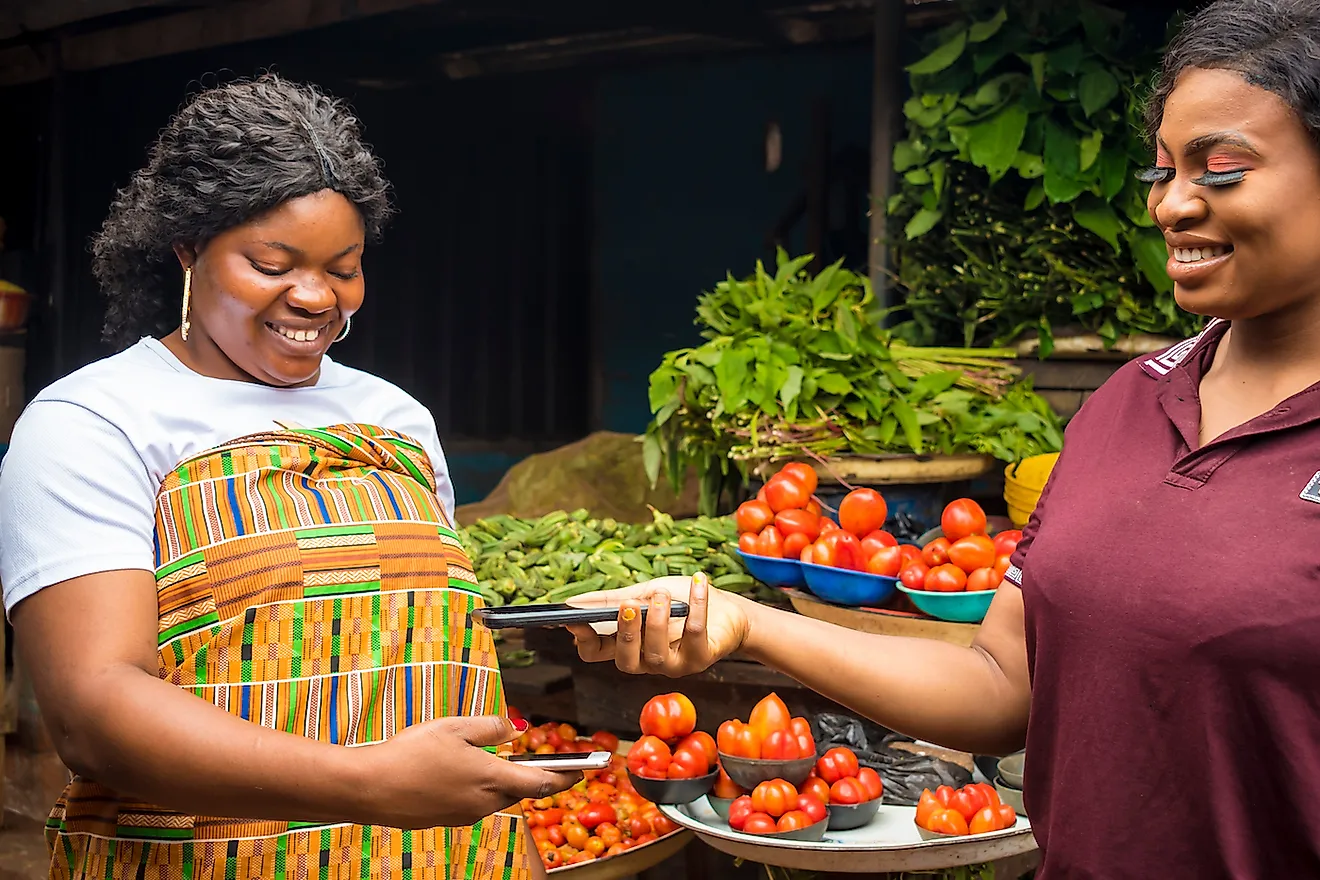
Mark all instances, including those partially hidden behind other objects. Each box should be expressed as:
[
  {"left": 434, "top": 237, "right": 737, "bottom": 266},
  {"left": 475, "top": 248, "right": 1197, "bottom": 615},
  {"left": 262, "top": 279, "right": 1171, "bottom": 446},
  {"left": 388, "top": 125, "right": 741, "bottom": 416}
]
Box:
[
  {"left": 993, "top": 529, "right": 1023, "bottom": 557},
  {"left": 925, "top": 563, "right": 968, "bottom": 593},
  {"left": 816, "top": 747, "right": 860, "bottom": 784},
  {"left": 796, "top": 794, "right": 827, "bottom": 824},
  {"left": 651, "top": 814, "right": 679, "bottom": 836},
  {"left": 676, "top": 732, "right": 717, "bottom": 767},
  {"left": 756, "top": 485, "right": 768, "bottom": 504},
  {"left": 860, "top": 530, "right": 898, "bottom": 556},
  {"left": 749, "top": 692, "right": 793, "bottom": 744},
  {"left": 790, "top": 716, "right": 815, "bottom": 757},
  {"left": 734, "top": 500, "right": 775, "bottom": 535},
  {"left": 591, "top": 731, "right": 620, "bottom": 753},
  {"left": 604, "top": 843, "right": 627, "bottom": 858},
  {"left": 966, "top": 567, "right": 1001, "bottom": 592},
  {"left": 628, "top": 815, "right": 652, "bottom": 838},
  {"left": 775, "top": 810, "right": 816, "bottom": 832},
  {"left": 819, "top": 518, "right": 840, "bottom": 534},
  {"left": 915, "top": 790, "right": 941, "bottom": 828},
  {"left": 638, "top": 693, "right": 696, "bottom": 743},
  {"left": 970, "top": 782, "right": 1000, "bottom": 810},
  {"left": 667, "top": 746, "right": 708, "bottom": 778},
  {"left": 948, "top": 535, "right": 996, "bottom": 573},
  {"left": 778, "top": 462, "right": 819, "bottom": 495},
  {"left": 541, "top": 850, "right": 562, "bottom": 869},
  {"left": 838, "top": 488, "right": 888, "bottom": 537},
  {"left": 934, "top": 785, "right": 955, "bottom": 807},
  {"left": 751, "top": 780, "right": 799, "bottom": 818},
  {"left": 564, "top": 821, "right": 590, "bottom": 850},
  {"left": 764, "top": 475, "right": 811, "bottom": 513},
  {"left": 994, "top": 554, "right": 1012, "bottom": 577},
  {"left": 930, "top": 808, "right": 970, "bottom": 836},
  {"left": 567, "top": 852, "right": 597, "bottom": 865},
  {"left": 899, "top": 561, "right": 929, "bottom": 590},
  {"left": 596, "top": 823, "right": 622, "bottom": 846},
  {"left": 969, "top": 807, "right": 999, "bottom": 834},
  {"left": 738, "top": 532, "right": 759, "bottom": 554},
  {"left": 799, "top": 543, "right": 815, "bottom": 564},
  {"left": 812, "top": 530, "right": 865, "bottom": 570},
  {"left": 805, "top": 499, "right": 822, "bottom": 518},
  {"left": 754, "top": 525, "right": 785, "bottom": 558},
  {"left": 802, "top": 776, "right": 831, "bottom": 805},
  {"left": 942, "top": 499, "right": 988, "bottom": 542},
  {"left": 727, "top": 795, "right": 756, "bottom": 831},
  {"left": 948, "top": 790, "right": 978, "bottom": 822},
  {"left": 996, "top": 804, "right": 1018, "bottom": 829},
  {"left": 761, "top": 729, "right": 801, "bottom": 760},
  {"left": 898, "top": 544, "right": 923, "bottom": 566},
  {"left": 829, "top": 777, "right": 868, "bottom": 805},
  {"left": 742, "top": 813, "right": 779, "bottom": 835},
  {"left": 783, "top": 532, "right": 810, "bottom": 558},
  {"left": 960, "top": 784, "right": 988, "bottom": 813},
  {"left": 921, "top": 537, "right": 951, "bottom": 567},
  {"left": 547, "top": 824, "right": 567, "bottom": 847},
  {"left": 857, "top": 767, "right": 883, "bottom": 801},
  {"left": 866, "top": 545, "right": 903, "bottom": 577},
  {"left": 577, "top": 803, "right": 617, "bottom": 830},
  {"left": 713, "top": 765, "right": 746, "bottom": 799},
  {"left": 626, "top": 736, "right": 672, "bottom": 777},
  {"left": 717, "top": 720, "right": 761, "bottom": 759},
  {"left": 775, "top": 509, "right": 821, "bottom": 540}
]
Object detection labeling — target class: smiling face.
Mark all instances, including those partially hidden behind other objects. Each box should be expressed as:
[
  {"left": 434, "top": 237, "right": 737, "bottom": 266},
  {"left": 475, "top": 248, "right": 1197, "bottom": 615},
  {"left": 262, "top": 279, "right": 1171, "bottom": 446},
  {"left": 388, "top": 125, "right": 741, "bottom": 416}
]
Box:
[
  {"left": 172, "top": 189, "right": 365, "bottom": 387},
  {"left": 1146, "top": 67, "right": 1320, "bottom": 321}
]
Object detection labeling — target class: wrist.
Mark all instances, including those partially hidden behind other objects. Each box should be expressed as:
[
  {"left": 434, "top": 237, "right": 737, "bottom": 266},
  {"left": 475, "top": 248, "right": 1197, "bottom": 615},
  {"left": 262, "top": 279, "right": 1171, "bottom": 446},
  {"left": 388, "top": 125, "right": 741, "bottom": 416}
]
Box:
[
  {"left": 735, "top": 593, "right": 773, "bottom": 660},
  {"left": 339, "top": 741, "right": 388, "bottom": 826}
]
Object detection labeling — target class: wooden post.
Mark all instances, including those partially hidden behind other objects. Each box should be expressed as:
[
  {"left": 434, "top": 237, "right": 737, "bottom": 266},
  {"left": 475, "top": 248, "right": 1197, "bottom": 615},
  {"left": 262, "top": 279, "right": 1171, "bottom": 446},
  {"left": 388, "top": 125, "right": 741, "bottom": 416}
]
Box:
[{"left": 869, "top": 0, "right": 905, "bottom": 310}]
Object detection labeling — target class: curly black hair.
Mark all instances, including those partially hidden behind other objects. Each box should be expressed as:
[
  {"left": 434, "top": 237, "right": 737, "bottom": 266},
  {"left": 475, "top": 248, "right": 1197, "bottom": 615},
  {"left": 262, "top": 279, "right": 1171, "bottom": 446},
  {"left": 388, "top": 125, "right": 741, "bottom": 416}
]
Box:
[
  {"left": 1146, "top": 0, "right": 1320, "bottom": 145},
  {"left": 93, "top": 74, "right": 394, "bottom": 349}
]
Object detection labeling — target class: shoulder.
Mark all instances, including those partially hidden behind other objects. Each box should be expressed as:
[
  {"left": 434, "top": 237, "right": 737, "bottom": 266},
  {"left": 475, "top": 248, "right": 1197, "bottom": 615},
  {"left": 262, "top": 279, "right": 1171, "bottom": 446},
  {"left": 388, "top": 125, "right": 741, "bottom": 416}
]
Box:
[
  {"left": 33, "top": 339, "right": 171, "bottom": 403},
  {"left": 1069, "top": 321, "right": 1223, "bottom": 424}
]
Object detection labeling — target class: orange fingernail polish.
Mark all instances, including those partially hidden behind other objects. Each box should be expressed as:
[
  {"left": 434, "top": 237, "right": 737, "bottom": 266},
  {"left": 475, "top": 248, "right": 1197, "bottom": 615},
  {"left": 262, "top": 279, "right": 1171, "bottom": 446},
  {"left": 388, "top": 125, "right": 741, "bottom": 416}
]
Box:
[{"left": 621, "top": 607, "right": 637, "bottom": 622}]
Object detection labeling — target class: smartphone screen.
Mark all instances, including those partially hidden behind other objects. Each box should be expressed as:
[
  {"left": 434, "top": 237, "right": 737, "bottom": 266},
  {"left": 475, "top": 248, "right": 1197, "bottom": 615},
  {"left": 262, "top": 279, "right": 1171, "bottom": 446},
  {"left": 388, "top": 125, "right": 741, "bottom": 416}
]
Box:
[{"left": 507, "top": 750, "right": 613, "bottom": 771}]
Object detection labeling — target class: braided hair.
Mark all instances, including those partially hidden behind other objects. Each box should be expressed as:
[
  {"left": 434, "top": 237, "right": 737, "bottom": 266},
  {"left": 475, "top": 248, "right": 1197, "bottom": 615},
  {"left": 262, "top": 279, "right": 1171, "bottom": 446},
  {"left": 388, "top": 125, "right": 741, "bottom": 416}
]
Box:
[{"left": 92, "top": 75, "right": 394, "bottom": 350}]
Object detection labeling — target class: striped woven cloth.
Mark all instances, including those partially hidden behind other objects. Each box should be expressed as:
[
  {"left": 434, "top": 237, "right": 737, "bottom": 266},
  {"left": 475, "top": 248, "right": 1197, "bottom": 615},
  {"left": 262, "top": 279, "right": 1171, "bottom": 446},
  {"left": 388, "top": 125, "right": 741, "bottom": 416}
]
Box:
[{"left": 46, "top": 424, "right": 528, "bottom": 880}]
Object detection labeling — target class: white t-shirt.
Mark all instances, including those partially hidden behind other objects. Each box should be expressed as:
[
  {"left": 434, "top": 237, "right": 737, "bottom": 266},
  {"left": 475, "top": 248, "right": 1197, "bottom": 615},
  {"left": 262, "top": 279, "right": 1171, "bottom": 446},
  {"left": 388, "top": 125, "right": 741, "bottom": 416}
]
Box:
[{"left": 0, "top": 338, "right": 454, "bottom": 614}]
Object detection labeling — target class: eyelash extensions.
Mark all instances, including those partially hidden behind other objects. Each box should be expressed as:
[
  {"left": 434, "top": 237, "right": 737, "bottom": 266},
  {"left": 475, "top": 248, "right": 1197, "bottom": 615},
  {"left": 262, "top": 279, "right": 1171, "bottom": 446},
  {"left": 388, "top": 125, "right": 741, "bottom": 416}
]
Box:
[{"left": 1135, "top": 167, "right": 1247, "bottom": 186}]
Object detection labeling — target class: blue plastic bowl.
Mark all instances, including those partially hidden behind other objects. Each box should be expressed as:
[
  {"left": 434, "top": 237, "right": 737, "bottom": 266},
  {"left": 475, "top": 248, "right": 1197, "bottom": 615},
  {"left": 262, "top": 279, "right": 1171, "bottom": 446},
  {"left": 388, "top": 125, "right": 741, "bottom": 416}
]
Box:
[
  {"left": 801, "top": 562, "right": 898, "bottom": 607},
  {"left": 896, "top": 583, "right": 995, "bottom": 623},
  {"left": 737, "top": 550, "right": 806, "bottom": 588}
]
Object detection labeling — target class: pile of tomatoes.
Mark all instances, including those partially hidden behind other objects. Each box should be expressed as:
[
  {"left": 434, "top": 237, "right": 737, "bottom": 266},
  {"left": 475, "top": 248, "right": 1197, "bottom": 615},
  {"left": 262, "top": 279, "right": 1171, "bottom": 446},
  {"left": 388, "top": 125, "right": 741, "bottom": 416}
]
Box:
[
  {"left": 915, "top": 783, "right": 1017, "bottom": 836},
  {"left": 899, "top": 500, "right": 1022, "bottom": 594},
  {"left": 725, "top": 745, "right": 883, "bottom": 836},
  {"left": 510, "top": 719, "right": 620, "bottom": 757},
  {"left": 716, "top": 693, "right": 816, "bottom": 760},
  {"left": 523, "top": 753, "right": 681, "bottom": 868},
  {"left": 735, "top": 464, "right": 904, "bottom": 574},
  {"left": 813, "top": 746, "right": 884, "bottom": 806},
  {"left": 625, "top": 692, "right": 719, "bottom": 779}
]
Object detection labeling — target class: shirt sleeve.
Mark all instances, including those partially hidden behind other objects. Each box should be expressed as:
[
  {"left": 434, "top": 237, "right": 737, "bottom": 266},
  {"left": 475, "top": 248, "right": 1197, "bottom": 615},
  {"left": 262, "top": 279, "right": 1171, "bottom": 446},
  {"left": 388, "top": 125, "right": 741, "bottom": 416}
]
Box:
[
  {"left": 410, "top": 410, "right": 456, "bottom": 522},
  {"left": 0, "top": 400, "right": 157, "bottom": 615},
  {"left": 1003, "top": 465, "right": 1057, "bottom": 589}
]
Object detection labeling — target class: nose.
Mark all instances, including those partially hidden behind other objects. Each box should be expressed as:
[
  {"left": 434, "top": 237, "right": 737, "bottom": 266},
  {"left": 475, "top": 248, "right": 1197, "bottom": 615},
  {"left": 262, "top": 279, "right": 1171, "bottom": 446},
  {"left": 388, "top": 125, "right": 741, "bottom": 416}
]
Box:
[
  {"left": 1149, "top": 174, "right": 1209, "bottom": 231},
  {"left": 284, "top": 273, "right": 337, "bottom": 315}
]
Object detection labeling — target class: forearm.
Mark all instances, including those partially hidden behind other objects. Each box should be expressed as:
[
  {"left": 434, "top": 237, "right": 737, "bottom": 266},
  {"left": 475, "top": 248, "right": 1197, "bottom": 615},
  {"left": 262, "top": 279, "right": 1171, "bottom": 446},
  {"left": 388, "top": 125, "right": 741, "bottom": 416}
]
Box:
[
  {"left": 52, "top": 663, "right": 375, "bottom": 823},
  {"left": 739, "top": 600, "right": 1029, "bottom": 755}
]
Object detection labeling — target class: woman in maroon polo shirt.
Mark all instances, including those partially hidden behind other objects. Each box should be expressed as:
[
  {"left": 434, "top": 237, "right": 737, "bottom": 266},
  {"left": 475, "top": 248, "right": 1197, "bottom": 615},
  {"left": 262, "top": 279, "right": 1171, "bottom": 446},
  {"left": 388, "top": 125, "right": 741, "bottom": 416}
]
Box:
[{"left": 570, "top": 1, "right": 1320, "bottom": 876}]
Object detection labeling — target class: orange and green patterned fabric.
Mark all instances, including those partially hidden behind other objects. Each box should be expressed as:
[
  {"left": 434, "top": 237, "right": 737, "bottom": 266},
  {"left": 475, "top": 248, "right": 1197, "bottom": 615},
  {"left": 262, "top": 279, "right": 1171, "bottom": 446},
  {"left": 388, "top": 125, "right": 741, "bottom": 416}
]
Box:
[{"left": 45, "top": 424, "right": 529, "bottom": 880}]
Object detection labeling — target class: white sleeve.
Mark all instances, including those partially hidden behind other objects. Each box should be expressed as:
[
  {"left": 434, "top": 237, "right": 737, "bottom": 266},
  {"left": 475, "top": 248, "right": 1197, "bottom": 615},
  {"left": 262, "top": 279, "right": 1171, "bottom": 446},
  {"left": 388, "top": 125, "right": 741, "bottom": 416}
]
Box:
[
  {"left": 416, "top": 419, "right": 456, "bottom": 523},
  {"left": 0, "top": 400, "right": 157, "bottom": 614}
]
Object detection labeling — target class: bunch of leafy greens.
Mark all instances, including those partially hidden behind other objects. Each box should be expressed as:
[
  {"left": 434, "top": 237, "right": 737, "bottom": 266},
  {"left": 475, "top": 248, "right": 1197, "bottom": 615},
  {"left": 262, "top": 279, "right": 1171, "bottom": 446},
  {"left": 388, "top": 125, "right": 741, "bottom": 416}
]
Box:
[
  {"left": 643, "top": 252, "right": 1063, "bottom": 515},
  {"left": 887, "top": 0, "right": 1202, "bottom": 354}
]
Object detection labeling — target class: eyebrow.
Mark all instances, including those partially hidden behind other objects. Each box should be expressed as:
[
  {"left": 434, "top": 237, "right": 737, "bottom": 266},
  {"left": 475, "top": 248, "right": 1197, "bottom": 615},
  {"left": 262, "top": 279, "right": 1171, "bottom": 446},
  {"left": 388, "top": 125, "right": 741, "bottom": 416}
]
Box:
[
  {"left": 260, "top": 241, "right": 362, "bottom": 259},
  {"left": 1156, "top": 131, "right": 1261, "bottom": 159}
]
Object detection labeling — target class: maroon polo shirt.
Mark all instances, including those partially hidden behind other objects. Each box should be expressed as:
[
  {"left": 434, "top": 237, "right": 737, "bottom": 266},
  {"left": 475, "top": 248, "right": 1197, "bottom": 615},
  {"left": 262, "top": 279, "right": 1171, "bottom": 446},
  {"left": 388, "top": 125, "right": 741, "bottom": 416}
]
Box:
[{"left": 1006, "top": 319, "right": 1320, "bottom": 878}]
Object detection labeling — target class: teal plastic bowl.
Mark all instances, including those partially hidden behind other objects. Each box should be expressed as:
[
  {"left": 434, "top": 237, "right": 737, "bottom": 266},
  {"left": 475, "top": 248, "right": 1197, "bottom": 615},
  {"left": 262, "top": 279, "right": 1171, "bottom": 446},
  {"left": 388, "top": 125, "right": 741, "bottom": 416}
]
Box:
[
  {"left": 802, "top": 562, "right": 897, "bottom": 607},
  {"left": 737, "top": 551, "right": 807, "bottom": 588},
  {"left": 896, "top": 583, "right": 995, "bottom": 623}
]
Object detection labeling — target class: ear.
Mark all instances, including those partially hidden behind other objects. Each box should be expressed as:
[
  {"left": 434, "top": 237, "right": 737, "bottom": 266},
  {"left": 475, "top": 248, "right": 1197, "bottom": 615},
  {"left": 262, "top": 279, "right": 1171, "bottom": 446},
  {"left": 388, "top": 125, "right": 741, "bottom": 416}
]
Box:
[{"left": 172, "top": 242, "right": 197, "bottom": 269}]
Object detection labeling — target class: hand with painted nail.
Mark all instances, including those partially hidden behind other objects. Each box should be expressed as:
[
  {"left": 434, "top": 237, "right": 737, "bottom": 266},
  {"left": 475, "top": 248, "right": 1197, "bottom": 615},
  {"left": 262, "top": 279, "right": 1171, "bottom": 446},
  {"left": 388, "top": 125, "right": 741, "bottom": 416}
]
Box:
[{"left": 566, "top": 572, "right": 752, "bottom": 677}]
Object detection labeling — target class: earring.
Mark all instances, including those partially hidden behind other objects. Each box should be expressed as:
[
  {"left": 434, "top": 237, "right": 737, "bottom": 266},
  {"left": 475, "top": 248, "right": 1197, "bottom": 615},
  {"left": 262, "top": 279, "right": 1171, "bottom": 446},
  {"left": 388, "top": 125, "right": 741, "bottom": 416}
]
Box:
[
  {"left": 334, "top": 316, "right": 352, "bottom": 343},
  {"left": 180, "top": 267, "right": 193, "bottom": 341}
]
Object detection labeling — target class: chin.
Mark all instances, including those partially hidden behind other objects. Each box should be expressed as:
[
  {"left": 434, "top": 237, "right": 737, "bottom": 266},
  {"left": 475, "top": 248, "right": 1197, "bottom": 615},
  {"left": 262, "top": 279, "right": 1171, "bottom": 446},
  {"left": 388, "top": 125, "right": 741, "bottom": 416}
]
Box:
[
  {"left": 258, "top": 357, "right": 324, "bottom": 388},
  {"left": 1171, "top": 287, "right": 1245, "bottom": 322}
]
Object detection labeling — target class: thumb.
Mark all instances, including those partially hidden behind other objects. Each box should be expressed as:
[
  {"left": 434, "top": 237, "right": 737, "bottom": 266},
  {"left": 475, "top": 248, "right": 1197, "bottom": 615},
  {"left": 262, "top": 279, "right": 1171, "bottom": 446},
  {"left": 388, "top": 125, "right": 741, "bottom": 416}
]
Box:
[{"left": 452, "top": 714, "right": 519, "bottom": 748}]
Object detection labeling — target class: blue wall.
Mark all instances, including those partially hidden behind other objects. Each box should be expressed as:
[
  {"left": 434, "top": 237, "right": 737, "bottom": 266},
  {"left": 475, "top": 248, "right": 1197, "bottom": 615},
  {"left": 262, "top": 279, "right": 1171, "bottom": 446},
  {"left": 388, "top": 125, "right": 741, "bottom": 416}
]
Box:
[{"left": 593, "top": 46, "right": 873, "bottom": 434}]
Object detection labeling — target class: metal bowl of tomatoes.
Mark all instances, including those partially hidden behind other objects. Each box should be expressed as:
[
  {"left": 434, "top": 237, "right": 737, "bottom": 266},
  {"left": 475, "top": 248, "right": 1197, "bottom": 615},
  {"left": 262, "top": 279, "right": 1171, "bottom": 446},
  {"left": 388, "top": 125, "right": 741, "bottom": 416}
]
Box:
[
  {"left": 718, "top": 752, "right": 817, "bottom": 790},
  {"left": 751, "top": 814, "right": 829, "bottom": 842},
  {"left": 627, "top": 769, "right": 718, "bottom": 806},
  {"left": 825, "top": 796, "right": 882, "bottom": 831}
]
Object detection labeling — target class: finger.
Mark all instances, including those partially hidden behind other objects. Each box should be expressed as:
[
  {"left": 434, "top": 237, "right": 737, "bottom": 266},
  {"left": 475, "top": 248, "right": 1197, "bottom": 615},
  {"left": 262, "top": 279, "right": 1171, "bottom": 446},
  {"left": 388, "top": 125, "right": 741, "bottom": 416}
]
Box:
[
  {"left": 565, "top": 624, "right": 614, "bottom": 662},
  {"left": 615, "top": 601, "right": 645, "bottom": 674},
  {"left": 675, "top": 572, "right": 711, "bottom": 671},
  {"left": 643, "top": 589, "right": 672, "bottom": 670},
  {"left": 451, "top": 714, "right": 519, "bottom": 747},
  {"left": 496, "top": 760, "right": 585, "bottom": 802}
]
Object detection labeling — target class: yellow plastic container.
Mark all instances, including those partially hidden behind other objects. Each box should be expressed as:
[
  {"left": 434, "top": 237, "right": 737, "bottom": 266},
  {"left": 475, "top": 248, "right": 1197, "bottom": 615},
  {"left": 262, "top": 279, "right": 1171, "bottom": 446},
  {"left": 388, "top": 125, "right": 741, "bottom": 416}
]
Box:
[{"left": 1003, "top": 453, "right": 1060, "bottom": 528}]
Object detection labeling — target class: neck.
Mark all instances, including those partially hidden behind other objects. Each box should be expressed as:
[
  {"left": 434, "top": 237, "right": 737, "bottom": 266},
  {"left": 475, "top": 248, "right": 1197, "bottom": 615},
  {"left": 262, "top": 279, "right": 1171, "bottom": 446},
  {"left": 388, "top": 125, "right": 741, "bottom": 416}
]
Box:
[{"left": 1214, "top": 296, "right": 1320, "bottom": 393}]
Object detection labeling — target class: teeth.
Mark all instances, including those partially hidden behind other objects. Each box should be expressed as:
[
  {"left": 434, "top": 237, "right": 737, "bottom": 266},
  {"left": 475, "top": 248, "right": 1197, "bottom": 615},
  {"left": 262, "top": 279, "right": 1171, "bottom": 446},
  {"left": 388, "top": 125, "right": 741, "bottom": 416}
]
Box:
[
  {"left": 1174, "top": 246, "right": 1230, "bottom": 263},
  {"left": 273, "top": 325, "right": 320, "bottom": 342}
]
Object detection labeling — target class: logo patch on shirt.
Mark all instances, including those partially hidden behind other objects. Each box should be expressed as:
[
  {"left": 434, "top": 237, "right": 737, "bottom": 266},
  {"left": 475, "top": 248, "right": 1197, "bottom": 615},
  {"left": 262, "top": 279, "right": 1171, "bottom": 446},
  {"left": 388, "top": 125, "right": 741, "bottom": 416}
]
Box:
[{"left": 1302, "top": 471, "right": 1320, "bottom": 504}]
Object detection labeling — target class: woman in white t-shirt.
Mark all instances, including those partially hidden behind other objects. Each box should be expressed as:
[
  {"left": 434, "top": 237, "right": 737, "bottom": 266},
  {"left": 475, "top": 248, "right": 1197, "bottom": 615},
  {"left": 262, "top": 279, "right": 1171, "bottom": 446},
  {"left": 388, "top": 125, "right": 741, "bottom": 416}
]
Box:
[{"left": 0, "top": 76, "right": 574, "bottom": 880}]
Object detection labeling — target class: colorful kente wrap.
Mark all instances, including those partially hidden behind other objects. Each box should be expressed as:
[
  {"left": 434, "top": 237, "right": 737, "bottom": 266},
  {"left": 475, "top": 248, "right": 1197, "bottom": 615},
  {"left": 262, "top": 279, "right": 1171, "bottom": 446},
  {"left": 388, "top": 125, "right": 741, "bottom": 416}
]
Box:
[{"left": 44, "top": 424, "right": 529, "bottom": 880}]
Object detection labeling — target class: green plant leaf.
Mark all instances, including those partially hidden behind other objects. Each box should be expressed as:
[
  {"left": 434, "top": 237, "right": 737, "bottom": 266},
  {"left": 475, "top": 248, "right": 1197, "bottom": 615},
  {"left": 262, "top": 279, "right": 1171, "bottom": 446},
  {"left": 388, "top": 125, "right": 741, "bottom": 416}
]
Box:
[
  {"left": 1046, "top": 42, "right": 1085, "bottom": 76},
  {"left": 905, "top": 208, "right": 944, "bottom": 240},
  {"left": 1072, "top": 195, "right": 1123, "bottom": 252},
  {"left": 967, "top": 104, "right": 1029, "bottom": 180},
  {"left": 642, "top": 432, "right": 662, "bottom": 486},
  {"left": 1038, "top": 316, "right": 1055, "bottom": 359},
  {"left": 907, "top": 29, "right": 968, "bottom": 75},
  {"left": 1128, "top": 227, "right": 1174, "bottom": 294},
  {"left": 1098, "top": 147, "right": 1128, "bottom": 199},
  {"left": 968, "top": 7, "right": 1007, "bottom": 42},
  {"left": 1024, "top": 182, "right": 1046, "bottom": 210},
  {"left": 1023, "top": 52, "right": 1046, "bottom": 93},
  {"left": 1079, "top": 68, "right": 1119, "bottom": 116},
  {"left": 713, "top": 348, "right": 750, "bottom": 409},
  {"left": 1015, "top": 152, "right": 1045, "bottom": 179},
  {"left": 891, "top": 396, "right": 924, "bottom": 453},
  {"left": 930, "top": 159, "right": 948, "bottom": 198},
  {"left": 905, "top": 168, "right": 932, "bottom": 184},
  {"left": 894, "top": 140, "right": 925, "bottom": 172},
  {"left": 780, "top": 365, "right": 804, "bottom": 409},
  {"left": 1079, "top": 129, "right": 1103, "bottom": 172},
  {"left": 817, "top": 372, "right": 853, "bottom": 395},
  {"left": 1043, "top": 121, "right": 1086, "bottom": 202}
]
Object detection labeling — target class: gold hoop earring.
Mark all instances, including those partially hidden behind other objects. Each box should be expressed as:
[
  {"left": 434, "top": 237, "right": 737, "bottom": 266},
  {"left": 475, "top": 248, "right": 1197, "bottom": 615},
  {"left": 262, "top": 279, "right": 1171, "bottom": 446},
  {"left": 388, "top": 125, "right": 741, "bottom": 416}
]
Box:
[
  {"left": 334, "top": 317, "right": 352, "bottom": 343},
  {"left": 180, "top": 267, "right": 193, "bottom": 341}
]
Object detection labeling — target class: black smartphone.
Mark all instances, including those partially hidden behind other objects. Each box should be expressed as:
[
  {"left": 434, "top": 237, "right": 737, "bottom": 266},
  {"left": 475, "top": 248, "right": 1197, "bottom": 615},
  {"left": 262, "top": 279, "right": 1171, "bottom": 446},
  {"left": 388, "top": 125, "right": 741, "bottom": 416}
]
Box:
[
  {"left": 506, "top": 750, "right": 613, "bottom": 771},
  {"left": 470, "top": 601, "right": 689, "bottom": 630}
]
